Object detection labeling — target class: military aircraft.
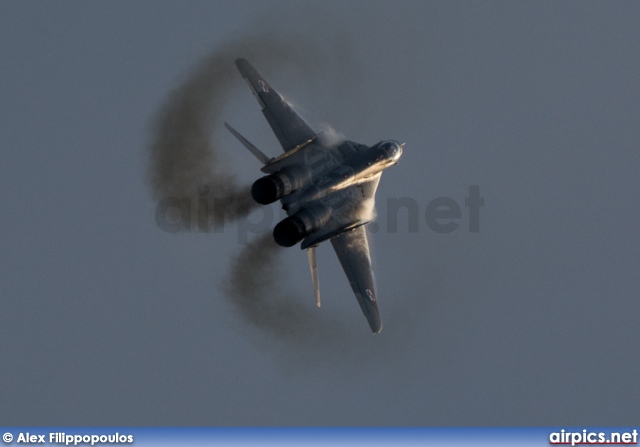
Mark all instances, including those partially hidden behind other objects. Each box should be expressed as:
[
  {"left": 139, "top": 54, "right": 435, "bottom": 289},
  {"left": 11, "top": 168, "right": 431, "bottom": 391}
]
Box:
[{"left": 225, "top": 59, "right": 402, "bottom": 334}]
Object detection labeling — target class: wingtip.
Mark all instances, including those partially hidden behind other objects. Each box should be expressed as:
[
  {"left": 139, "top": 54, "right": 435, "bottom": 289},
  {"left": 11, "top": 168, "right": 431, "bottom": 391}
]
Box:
[
  {"left": 234, "top": 58, "right": 255, "bottom": 77},
  {"left": 367, "top": 313, "right": 383, "bottom": 334}
]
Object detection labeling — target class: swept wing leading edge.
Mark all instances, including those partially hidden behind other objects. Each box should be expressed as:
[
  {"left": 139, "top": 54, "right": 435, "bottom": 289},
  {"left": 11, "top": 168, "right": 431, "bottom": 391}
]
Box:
[
  {"left": 235, "top": 58, "right": 317, "bottom": 152},
  {"left": 330, "top": 226, "right": 382, "bottom": 333}
]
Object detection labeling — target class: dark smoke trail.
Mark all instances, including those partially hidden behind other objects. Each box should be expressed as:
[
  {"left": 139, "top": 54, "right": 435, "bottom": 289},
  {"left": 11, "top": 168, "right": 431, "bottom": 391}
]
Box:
[
  {"left": 148, "top": 34, "right": 356, "bottom": 346},
  {"left": 228, "top": 233, "right": 356, "bottom": 361},
  {"left": 227, "top": 233, "right": 317, "bottom": 341},
  {"left": 148, "top": 34, "right": 332, "bottom": 225},
  {"left": 147, "top": 46, "right": 249, "bottom": 225}
]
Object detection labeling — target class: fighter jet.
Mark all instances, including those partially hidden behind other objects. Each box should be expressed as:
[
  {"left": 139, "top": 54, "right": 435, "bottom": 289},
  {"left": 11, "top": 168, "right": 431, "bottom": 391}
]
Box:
[{"left": 225, "top": 59, "right": 402, "bottom": 333}]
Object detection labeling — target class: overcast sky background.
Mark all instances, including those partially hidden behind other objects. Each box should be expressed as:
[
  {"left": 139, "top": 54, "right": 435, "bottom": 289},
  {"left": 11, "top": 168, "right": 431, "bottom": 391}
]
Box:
[{"left": 1, "top": 1, "right": 639, "bottom": 425}]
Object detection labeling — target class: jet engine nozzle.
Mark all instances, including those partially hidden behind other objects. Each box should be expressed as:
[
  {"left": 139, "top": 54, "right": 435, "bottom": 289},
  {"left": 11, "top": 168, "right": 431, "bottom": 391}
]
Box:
[
  {"left": 251, "top": 175, "right": 285, "bottom": 204},
  {"left": 251, "top": 168, "right": 307, "bottom": 205},
  {"left": 273, "top": 215, "right": 306, "bottom": 247},
  {"left": 273, "top": 206, "right": 331, "bottom": 247}
]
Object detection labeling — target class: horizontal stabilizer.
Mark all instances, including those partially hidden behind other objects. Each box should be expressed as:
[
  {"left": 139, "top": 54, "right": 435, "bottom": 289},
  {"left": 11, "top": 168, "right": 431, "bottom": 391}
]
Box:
[{"left": 224, "top": 122, "right": 272, "bottom": 165}]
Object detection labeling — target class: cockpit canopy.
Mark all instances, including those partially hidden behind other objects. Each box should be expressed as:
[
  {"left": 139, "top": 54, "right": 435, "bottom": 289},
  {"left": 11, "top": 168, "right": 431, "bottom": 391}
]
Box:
[{"left": 378, "top": 140, "right": 403, "bottom": 162}]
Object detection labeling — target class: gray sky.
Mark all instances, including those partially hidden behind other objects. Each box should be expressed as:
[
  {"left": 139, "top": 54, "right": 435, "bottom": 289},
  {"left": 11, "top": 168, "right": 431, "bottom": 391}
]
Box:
[{"left": 1, "top": 1, "right": 639, "bottom": 425}]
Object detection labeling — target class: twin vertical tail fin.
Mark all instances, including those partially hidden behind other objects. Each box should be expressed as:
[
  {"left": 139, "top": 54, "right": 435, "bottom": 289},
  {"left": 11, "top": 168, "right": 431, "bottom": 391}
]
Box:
[
  {"left": 224, "top": 122, "right": 272, "bottom": 165},
  {"left": 307, "top": 247, "right": 321, "bottom": 308},
  {"left": 226, "top": 121, "right": 321, "bottom": 309}
]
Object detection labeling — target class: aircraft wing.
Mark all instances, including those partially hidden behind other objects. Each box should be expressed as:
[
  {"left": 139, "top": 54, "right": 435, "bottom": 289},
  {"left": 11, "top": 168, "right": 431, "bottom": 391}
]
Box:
[
  {"left": 235, "top": 58, "right": 317, "bottom": 153},
  {"left": 330, "top": 225, "right": 382, "bottom": 333}
]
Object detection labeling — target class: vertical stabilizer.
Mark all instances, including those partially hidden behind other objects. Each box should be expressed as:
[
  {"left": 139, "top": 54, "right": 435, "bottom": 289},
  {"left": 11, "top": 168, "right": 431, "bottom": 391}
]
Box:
[
  {"left": 224, "top": 122, "right": 272, "bottom": 165},
  {"left": 307, "top": 247, "right": 321, "bottom": 308}
]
